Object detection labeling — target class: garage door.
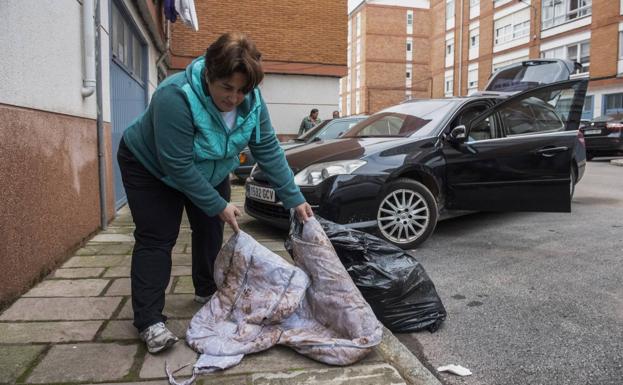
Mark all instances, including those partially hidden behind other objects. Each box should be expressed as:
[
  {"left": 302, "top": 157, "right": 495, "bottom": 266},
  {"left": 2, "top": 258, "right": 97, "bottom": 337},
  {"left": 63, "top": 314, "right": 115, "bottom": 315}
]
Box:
[{"left": 110, "top": 1, "right": 147, "bottom": 208}]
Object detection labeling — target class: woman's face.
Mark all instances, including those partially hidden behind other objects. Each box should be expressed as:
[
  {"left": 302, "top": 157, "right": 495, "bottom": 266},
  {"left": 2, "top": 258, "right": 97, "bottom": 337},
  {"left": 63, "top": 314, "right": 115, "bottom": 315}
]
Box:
[{"left": 207, "top": 72, "right": 248, "bottom": 112}]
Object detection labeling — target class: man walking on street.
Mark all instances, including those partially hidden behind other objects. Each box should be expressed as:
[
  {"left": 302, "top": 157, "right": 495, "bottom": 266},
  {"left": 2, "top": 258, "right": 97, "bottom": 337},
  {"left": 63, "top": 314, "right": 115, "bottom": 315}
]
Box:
[{"left": 299, "top": 108, "right": 321, "bottom": 136}]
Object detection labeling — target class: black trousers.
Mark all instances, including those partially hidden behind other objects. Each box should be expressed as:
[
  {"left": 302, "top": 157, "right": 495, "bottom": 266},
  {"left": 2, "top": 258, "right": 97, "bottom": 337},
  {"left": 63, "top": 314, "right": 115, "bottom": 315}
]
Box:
[{"left": 117, "top": 138, "right": 230, "bottom": 332}]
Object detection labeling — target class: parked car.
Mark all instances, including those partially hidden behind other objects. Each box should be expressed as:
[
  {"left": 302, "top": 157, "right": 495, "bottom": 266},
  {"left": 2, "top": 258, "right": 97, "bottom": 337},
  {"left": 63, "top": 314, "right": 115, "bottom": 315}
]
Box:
[
  {"left": 245, "top": 59, "right": 588, "bottom": 248},
  {"left": 233, "top": 116, "right": 368, "bottom": 180},
  {"left": 580, "top": 113, "right": 623, "bottom": 160}
]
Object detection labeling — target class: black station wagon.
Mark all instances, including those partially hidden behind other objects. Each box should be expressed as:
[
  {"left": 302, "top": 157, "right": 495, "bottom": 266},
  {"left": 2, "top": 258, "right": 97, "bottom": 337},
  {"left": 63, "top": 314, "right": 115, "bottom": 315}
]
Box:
[{"left": 245, "top": 59, "right": 588, "bottom": 248}]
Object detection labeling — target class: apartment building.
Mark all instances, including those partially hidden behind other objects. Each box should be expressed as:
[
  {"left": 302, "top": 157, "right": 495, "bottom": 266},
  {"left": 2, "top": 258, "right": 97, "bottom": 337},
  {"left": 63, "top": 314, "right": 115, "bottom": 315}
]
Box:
[
  {"left": 341, "top": 0, "right": 432, "bottom": 115},
  {"left": 346, "top": 0, "right": 623, "bottom": 119},
  {"left": 168, "top": 0, "right": 347, "bottom": 137},
  {"left": 441, "top": 0, "right": 623, "bottom": 120}
]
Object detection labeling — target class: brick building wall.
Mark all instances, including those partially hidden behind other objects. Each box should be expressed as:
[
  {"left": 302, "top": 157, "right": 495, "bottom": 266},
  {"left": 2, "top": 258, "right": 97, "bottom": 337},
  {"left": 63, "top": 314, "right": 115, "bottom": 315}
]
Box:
[
  {"left": 342, "top": 3, "right": 431, "bottom": 114},
  {"left": 169, "top": 0, "right": 347, "bottom": 74}
]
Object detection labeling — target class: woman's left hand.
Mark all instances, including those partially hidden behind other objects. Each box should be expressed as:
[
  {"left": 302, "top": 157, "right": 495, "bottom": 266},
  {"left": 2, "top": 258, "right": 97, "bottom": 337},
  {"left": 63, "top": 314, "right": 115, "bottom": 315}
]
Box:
[{"left": 294, "top": 202, "right": 314, "bottom": 223}]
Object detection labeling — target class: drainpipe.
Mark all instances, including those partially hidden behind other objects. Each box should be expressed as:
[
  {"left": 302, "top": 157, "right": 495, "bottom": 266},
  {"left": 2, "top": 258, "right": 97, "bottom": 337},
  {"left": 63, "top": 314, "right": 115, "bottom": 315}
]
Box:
[
  {"left": 457, "top": 0, "right": 464, "bottom": 96},
  {"left": 81, "top": 0, "right": 96, "bottom": 98},
  {"left": 95, "top": 0, "right": 107, "bottom": 229}
]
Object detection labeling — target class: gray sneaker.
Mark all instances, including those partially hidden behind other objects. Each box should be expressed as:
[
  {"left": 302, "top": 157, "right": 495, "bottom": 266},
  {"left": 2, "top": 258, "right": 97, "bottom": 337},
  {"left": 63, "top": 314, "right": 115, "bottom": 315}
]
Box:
[
  {"left": 194, "top": 294, "right": 212, "bottom": 304},
  {"left": 139, "top": 322, "right": 179, "bottom": 354}
]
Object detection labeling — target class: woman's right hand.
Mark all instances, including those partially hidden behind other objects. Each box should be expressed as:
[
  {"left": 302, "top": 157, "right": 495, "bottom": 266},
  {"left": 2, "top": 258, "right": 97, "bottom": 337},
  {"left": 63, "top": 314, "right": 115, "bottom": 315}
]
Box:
[{"left": 219, "top": 203, "right": 242, "bottom": 233}]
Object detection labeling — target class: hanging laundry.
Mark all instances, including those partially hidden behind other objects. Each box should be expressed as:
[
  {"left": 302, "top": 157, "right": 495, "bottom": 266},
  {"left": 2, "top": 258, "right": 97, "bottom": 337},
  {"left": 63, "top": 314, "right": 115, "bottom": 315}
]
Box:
[
  {"left": 175, "top": 0, "right": 199, "bottom": 31},
  {"left": 164, "top": 0, "right": 177, "bottom": 23}
]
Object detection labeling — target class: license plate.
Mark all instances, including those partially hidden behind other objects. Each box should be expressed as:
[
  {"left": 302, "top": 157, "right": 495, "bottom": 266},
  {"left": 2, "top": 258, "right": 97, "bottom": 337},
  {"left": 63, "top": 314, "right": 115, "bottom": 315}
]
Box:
[
  {"left": 584, "top": 129, "right": 601, "bottom": 135},
  {"left": 247, "top": 184, "right": 275, "bottom": 203}
]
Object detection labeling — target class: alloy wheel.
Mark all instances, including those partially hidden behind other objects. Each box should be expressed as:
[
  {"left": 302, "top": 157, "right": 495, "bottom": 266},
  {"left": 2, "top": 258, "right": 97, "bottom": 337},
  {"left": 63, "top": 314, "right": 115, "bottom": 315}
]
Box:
[{"left": 377, "top": 189, "right": 430, "bottom": 245}]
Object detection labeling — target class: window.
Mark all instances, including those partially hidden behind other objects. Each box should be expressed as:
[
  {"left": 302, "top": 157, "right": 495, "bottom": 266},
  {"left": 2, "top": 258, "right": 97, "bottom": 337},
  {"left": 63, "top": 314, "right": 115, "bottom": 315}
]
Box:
[
  {"left": 355, "top": 91, "right": 361, "bottom": 114},
  {"left": 346, "top": 94, "right": 351, "bottom": 116},
  {"left": 470, "top": 0, "right": 479, "bottom": 5},
  {"left": 445, "top": 75, "right": 454, "bottom": 97},
  {"left": 406, "top": 37, "right": 413, "bottom": 61},
  {"left": 470, "top": 29, "right": 479, "bottom": 49},
  {"left": 494, "top": 9, "right": 530, "bottom": 46},
  {"left": 582, "top": 95, "right": 593, "bottom": 120},
  {"left": 355, "top": 65, "right": 361, "bottom": 89},
  {"left": 356, "top": 38, "right": 361, "bottom": 62},
  {"left": 492, "top": 56, "right": 528, "bottom": 72},
  {"left": 446, "top": 37, "right": 454, "bottom": 67},
  {"left": 542, "top": 0, "right": 592, "bottom": 30},
  {"left": 497, "top": 86, "right": 582, "bottom": 136},
  {"left": 347, "top": 19, "right": 352, "bottom": 43},
  {"left": 620, "top": 31, "right": 623, "bottom": 60},
  {"left": 604, "top": 93, "right": 623, "bottom": 115},
  {"left": 406, "top": 71, "right": 412, "bottom": 79},
  {"left": 111, "top": 2, "right": 144, "bottom": 80},
  {"left": 407, "top": 42, "right": 412, "bottom": 51},
  {"left": 469, "top": 0, "right": 480, "bottom": 19},
  {"left": 541, "top": 40, "right": 590, "bottom": 73},
  {"left": 468, "top": 68, "right": 478, "bottom": 93},
  {"left": 446, "top": 0, "right": 455, "bottom": 29},
  {"left": 356, "top": 13, "right": 361, "bottom": 36}
]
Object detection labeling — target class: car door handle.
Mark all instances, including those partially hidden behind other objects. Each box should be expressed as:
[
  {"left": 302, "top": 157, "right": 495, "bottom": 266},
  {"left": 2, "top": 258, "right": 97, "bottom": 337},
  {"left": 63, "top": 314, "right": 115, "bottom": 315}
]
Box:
[{"left": 535, "top": 146, "right": 568, "bottom": 157}]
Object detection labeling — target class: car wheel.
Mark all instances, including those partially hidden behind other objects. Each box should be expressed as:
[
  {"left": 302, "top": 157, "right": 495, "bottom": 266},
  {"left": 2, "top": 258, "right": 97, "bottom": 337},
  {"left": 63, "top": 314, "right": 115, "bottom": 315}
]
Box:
[
  {"left": 570, "top": 166, "right": 577, "bottom": 200},
  {"left": 376, "top": 178, "right": 438, "bottom": 249}
]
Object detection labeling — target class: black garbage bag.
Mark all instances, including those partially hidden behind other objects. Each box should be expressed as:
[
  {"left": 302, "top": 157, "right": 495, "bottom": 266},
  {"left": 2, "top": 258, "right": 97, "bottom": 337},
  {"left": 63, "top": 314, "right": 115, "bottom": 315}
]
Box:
[{"left": 287, "top": 215, "right": 446, "bottom": 333}]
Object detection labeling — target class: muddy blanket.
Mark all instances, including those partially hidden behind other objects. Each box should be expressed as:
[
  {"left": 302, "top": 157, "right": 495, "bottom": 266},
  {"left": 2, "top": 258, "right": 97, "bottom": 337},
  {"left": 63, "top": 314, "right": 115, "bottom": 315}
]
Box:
[{"left": 176, "top": 218, "right": 382, "bottom": 381}]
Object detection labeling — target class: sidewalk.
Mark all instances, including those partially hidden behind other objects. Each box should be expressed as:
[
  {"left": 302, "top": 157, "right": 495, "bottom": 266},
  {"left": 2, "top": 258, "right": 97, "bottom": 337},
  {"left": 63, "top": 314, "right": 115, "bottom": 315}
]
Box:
[{"left": 0, "top": 183, "right": 440, "bottom": 385}]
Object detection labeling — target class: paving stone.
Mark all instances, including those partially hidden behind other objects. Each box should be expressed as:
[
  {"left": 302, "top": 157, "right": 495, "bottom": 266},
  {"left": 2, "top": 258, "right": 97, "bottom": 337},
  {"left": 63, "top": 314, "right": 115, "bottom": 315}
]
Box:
[
  {"left": 27, "top": 343, "right": 137, "bottom": 383},
  {"left": 105, "top": 278, "right": 131, "bottom": 296},
  {"left": 0, "top": 345, "right": 46, "bottom": 383},
  {"left": 100, "top": 320, "right": 137, "bottom": 340},
  {"left": 76, "top": 245, "right": 106, "bottom": 255},
  {"left": 250, "top": 363, "right": 406, "bottom": 385},
  {"left": 104, "top": 266, "right": 131, "bottom": 277},
  {"left": 173, "top": 243, "right": 188, "bottom": 253},
  {"left": 23, "top": 279, "right": 109, "bottom": 297},
  {"left": 97, "top": 382, "right": 170, "bottom": 385},
  {"left": 140, "top": 342, "right": 197, "bottom": 378},
  {"left": 0, "top": 321, "right": 102, "bottom": 343},
  {"left": 163, "top": 294, "right": 204, "bottom": 318},
  {"left": 0, "top": 297, "right": 122, "bottom": 321},
  {"left": 225, "top": 346, "right": 327, "bottom": 375},
  {"left": 172, "top": 254, "right": 192, "bottom": 265},
  {"left": 117, "top": 300, "right": 134, "bottom": 319},
  {"left": 52, "top": 267, "right": 105, "bottom": 278},
  {"left": 174, "top": 276, "right": 194, "bottom": 294},
  {"left": 98, "top": 243, "right": 134, "bottom": 255},
  {"left": 90, "top": 233, "right": 135, "bottom": 242},
  {"left": 201, "top": 375, "right": 252, "bottom": 385},
  {"left": 99, "top": 225, "right": 135, "bottom": 234},
  {"left": 62, "top": 255, "right": 128, "bottom": 268}
]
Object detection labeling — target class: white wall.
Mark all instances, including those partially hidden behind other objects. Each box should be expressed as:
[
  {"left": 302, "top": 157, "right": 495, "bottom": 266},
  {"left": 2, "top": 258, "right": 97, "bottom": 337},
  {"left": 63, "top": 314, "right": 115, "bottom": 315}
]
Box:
[
  {"left": 0, "top": 0, "right": 160, "bottom": 123},
  {"left": 259, "top": 74, "right": 339, "bottom": 135},
  {"left": 0, "top": 0, "right": 96, "bottom": 119}
]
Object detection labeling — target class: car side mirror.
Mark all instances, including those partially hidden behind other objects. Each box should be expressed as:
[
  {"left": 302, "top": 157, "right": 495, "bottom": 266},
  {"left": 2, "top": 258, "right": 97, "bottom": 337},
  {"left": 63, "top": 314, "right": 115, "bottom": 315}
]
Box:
[{"left": 449, "top": 125, "right": 467, "bottom": 143}]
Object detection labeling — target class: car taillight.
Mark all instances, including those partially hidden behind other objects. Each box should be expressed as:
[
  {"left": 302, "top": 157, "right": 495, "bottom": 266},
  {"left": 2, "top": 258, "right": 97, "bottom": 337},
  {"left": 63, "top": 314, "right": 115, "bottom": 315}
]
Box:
[
  {"left": 577, "top": 130, "right": 585, "bottom": 146},
  {"left": 606, "top": 122, "right": 623, "bottom": 132},
  {"left": 239, "top": 152, "right": 247, "bottom": 163}
]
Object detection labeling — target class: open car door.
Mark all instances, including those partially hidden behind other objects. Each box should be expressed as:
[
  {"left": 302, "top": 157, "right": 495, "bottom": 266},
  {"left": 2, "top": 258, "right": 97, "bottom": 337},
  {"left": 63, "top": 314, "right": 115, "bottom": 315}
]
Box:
[{"left": 444, "top": 79, "right": 587, "bottom": 212}]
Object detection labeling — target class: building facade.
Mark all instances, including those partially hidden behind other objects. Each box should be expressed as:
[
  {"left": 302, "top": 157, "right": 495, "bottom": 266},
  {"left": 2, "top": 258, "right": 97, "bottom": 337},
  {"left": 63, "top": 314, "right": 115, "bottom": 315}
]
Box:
[
  {"left": 167, "top": 0, "right": 348, "bottom": 138},
  {"left": 0, "top": 0, "right": 166, "bottom": 306},
  {"left": 439, "top": 0, "right": 623, "bottom": 120},
  {"left": 346, "top": 0, "right": 623, "bottom": 118},
  {"left": 341, "top": 0, "right": 433, "bottom": 116}
]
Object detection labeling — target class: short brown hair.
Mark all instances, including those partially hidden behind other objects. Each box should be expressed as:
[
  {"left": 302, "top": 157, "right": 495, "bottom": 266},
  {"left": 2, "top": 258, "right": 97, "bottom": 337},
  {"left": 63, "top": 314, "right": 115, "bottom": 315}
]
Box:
[{"left": 204, "top": 32, "right": 264, "bottom": 94}]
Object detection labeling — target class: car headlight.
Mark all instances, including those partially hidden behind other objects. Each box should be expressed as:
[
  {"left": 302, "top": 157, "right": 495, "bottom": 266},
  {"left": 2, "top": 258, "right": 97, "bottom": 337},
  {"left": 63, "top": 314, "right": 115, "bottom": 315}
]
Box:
[{"left": 294, "top": 160, "right": 366, "bottom": 186}]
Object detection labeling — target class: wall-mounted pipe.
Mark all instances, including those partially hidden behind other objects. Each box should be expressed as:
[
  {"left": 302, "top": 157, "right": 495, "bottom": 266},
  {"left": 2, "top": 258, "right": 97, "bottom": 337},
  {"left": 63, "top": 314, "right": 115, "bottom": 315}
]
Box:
[
  {"left": 82, "top": 0, "right": 96, "bottom": 98},
  {"left": 95, "top": 0, "right": 107, "bottom": 229}
]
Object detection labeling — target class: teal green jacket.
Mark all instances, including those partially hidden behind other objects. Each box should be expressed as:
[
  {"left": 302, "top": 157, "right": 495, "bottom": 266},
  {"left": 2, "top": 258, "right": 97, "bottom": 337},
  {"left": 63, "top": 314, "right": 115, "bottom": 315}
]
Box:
[{"left": 123, "top": 57, "right": 305, "bottom": 216}]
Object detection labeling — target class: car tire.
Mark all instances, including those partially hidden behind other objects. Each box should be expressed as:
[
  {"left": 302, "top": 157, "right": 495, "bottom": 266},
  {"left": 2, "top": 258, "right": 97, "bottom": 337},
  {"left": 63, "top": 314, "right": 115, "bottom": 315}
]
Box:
[
  {"left": 570, "top": 166, "right": 577, "bottom": 200},
  {"left": 376, "top": 178, "right": 438, "bottom": 249}
]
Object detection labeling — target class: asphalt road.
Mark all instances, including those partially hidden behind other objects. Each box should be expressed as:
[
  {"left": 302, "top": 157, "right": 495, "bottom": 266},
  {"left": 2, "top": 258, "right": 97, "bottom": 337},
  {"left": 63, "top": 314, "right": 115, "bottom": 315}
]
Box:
[{"left": 397, "top": 159, "right": 623, "bottom": 385}]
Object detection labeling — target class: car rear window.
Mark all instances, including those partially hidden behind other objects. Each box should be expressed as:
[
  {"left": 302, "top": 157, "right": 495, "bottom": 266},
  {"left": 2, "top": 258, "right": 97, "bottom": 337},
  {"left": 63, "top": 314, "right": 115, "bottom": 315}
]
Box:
[{"left": 487, "top": 62, "right": 566, "bottom": 93}]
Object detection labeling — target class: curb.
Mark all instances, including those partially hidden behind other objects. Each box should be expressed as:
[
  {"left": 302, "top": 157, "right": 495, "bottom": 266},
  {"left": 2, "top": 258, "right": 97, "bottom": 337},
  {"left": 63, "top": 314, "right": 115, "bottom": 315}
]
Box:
[
  {"left": 610, "top": 159, "right": 623, "bottom": 167},
  {"left": 375, "top": 327, "right": 442, "bottom": 385}
]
